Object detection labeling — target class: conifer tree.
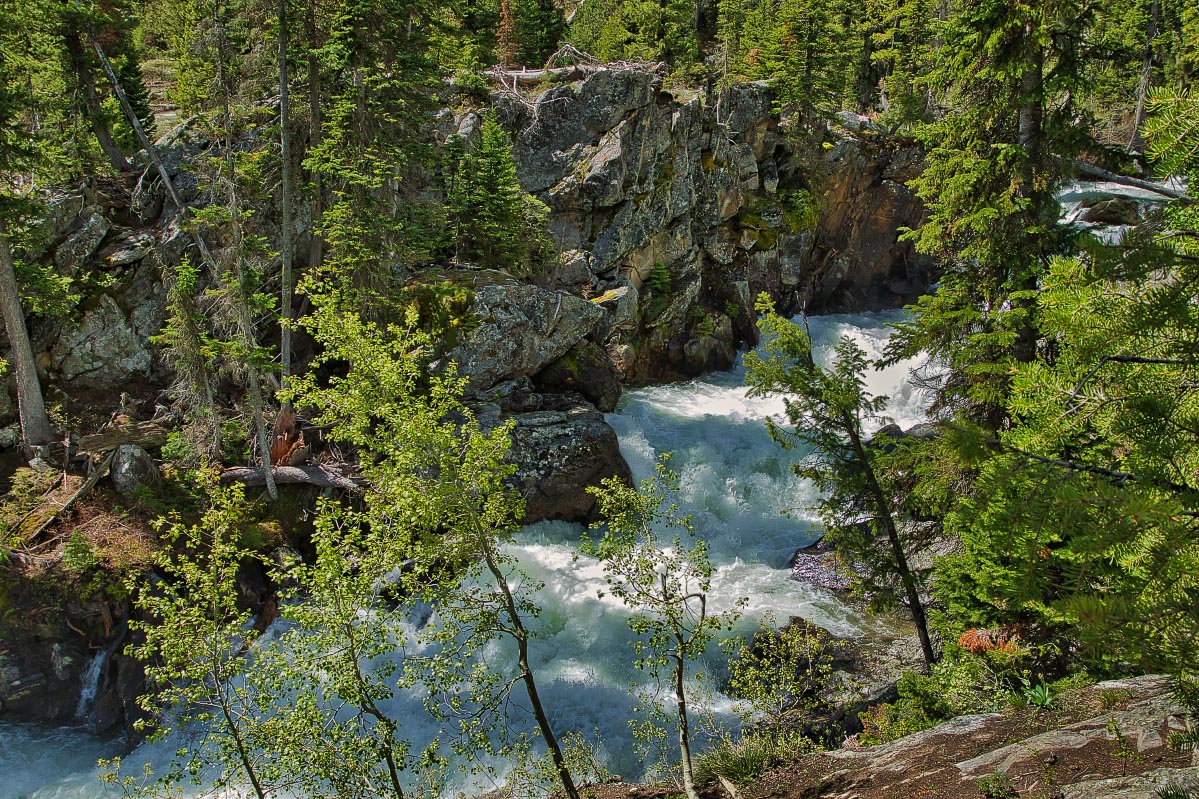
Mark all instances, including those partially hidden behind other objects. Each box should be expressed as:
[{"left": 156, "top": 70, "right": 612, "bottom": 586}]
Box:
[
  {"left": 935, "top": 92, "right": 1199, "bottom": 676},
  {"left": 772, "top": 0, "right": 850, "bottom": 128},
  {"left": 746, "top": 297, "right": 937, "bottom": 669},
  {"left": 516, "top": 0, "right": 565, "bottom": 67},
  {"left": 0, "top": 0, "right": 55, "bottom": 455},
  {"left": 886, "top": 0, "right": 1094, "bottom": 428},
  {"left": 496, "top": 0, "right": 519, "bottom": 66},
  {"left": 305, "top": 0, "right": 444, "bottom": 314},
  {"left": 447, "top": 113, "right": 552, "bottom": 276},
  {"left": 867, "top": 0, "right": 935, "bottom": 125}
]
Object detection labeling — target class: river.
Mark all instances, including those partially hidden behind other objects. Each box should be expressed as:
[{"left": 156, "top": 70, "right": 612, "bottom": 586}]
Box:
[{"left": 4, "top": 311, "right": 924, "bottom": 799}]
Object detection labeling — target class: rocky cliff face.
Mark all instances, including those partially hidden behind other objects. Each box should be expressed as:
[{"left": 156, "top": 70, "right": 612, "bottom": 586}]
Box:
[
  {"left": 3, "top": 70, "right": 930, "bottom": 526},
  {"left": 0, "top": 72, "right": 933, "bottom": 732},
  {"left": 467, "top": 70, "right": 932, "bottom": 382}
]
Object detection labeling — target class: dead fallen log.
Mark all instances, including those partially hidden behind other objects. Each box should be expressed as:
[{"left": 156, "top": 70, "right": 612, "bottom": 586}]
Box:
[
  {"left": 1070, "top": 160, "right": 1191, "bottom": 202},
  {"left": 483, "top": 61, "right": 665, "bottom": 86},
  {"left": 26, "top": 450, "right": 117, "bottom": 542},
  {"left": 80, "top": 421, "right": 171, "bottom": 453},
  {"left": 219, "top": 465, "right": 367, "bottom": 493}
]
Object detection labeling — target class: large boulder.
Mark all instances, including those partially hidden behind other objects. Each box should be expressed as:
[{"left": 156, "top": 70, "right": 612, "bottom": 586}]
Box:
[
  {"left": 53, "top": 209, "right": 111, "bottom": 272},
  {"left": 451, "top": 279, "right": 604, "bottom": 393},
  {"left": 111, "top": 444, "right": 162, "bottom": 497},
  {"left": 503, "top": 398, "right": 632, "bottom": 523},
  {"left": 533, "top": 339, "right": 623, "bottom": 413},
  {"left": 49, "top": 290, "right": 163, "bottom": 389}
]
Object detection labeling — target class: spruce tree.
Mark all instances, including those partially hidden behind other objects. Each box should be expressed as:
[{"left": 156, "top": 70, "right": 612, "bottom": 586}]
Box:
[
  {"left": 745, "top": 297, "right": 938, "bottom": 670},
  {"left": 515, "top": 0, "right": 565, "bottom": 67},
  {"left": 771, "top": 0, "right": 851, "bottom": 128},
  {"left": 0, "top": 0, "right": 55, "bottom": 455},
  {"left": 304, "top": 0, "right": 445, "bottom": 314},
  {"left": 447, "top": 113, "right": 552, "bottom": 276},
  {"left": 886, "top": 0, "right": 1095, "bottom": 428},
  {"left": 935, "top": 92, "right": 1199, "bottom": 676}
]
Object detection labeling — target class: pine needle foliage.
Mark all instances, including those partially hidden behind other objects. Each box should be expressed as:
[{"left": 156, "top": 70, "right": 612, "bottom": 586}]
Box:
[{"left": 744, "top": 295, "right": 937, "bottom": 669}]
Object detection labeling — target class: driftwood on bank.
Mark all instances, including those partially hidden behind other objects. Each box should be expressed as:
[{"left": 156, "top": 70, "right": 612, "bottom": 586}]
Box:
[
  {"left": 1071, "top": 159, "right": 1191, "bottom": 202},
  {"left": 80, "top": 421, "right": 172, "bottom": 453},
  {"left": 219, "top": 464, "right": 367, "bottom": 493}
]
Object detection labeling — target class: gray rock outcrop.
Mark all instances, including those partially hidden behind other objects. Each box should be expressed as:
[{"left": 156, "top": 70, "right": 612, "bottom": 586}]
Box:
[
  {"left": 493, "top": 70, "right": 933, "bottom": 382},
  {"left": 450, "top": 277, "right": 605, "bottom": 393}
]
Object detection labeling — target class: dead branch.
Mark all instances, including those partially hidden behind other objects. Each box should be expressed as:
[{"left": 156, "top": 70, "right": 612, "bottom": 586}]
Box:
[
  {"left": 1069, "top": 160, "right": 1191, "bottom": 202},
  {"left": 483, "top": 59, "right": 666, "bottom": 86},
  {"left": 26, "top": 451, "right": 117, "bottom": 542},
  {"left": 80, "top": 421, "right": 172, "bottom": 453},
  {"left": 219, "top": 464, "right": 367, "bottom": 493}
]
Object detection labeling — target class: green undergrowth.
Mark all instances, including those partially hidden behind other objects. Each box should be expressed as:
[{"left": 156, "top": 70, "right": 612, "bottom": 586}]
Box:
[{"left": 694, "top": 729, "right": 821, "bottom": 785}]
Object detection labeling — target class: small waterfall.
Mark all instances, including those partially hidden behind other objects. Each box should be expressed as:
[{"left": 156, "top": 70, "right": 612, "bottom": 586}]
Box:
[{"left": 74, "top": 649, "right": 106, "bottom": 721}]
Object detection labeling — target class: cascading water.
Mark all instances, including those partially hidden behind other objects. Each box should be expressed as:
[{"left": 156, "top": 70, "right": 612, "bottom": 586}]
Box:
[
  {"left": 74, "top": 650, "right": 107, "bottom": 722},
  {"left": 3, "top": 310, "right": 922, "bottom": 799}
]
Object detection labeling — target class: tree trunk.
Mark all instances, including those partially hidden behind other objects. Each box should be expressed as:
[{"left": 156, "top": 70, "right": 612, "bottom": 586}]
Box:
[
  {"left": 1012, "top": 33, "right": 1045, "bottom": 367},
  {"left": 215, "top": 5, "right": 278, "bottom": 501},
  {"left": 856, "top": 23, "right": 875, "bottom": 113},
  {"left": 219, "top": 464, "right": 366, "bottom": 492},
  {"left": 480, "top": 542, "right": 580, "bottom": 799},
  {"left": 278, "top": 0, "right": 294, "bottom": 391},
  {"left": 673, "top": 639, "right": 700, "bottom": 799},
  {"left": 305, "top": 0, "right": 324, "bottom": 274},
  {"left": 89, "top": 35, "right": 219, "bottom": 271},
  {"left": 0, "top": 222, "right": 53, "bottom": 455},
  {"left": 845, "top": 414, "right": 936, "bottom": 670},
  {"left": 1128, "top": 0, "right": 1160, "bottom": 154},
  {"left": 64, "top": 29, "right": 129, "bottom": 173}
]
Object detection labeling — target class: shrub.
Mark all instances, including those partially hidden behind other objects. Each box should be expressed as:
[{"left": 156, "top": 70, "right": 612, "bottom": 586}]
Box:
[
  {"left": 977, "top": 772, "right": 1018, "bottom": 799},
  {"left": 857, "top": 649, "right": 1010, "bottom": 745},
  {"left": 693, "top": 729, "right": 819, "bottom": 785}
]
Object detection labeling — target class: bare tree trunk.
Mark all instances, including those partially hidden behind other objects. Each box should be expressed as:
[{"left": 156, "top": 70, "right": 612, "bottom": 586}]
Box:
[
  {"left": 0, "top": 222, "right": 53, "bottom": 456},
  {"left": 480, "top": 541, "right": 580, "bottom": 799},
  {"left": 278, "top": 0, "right": 294, "bottom": 389},
  {"left": 673, "top": 638, "right": 700, "bottom": 799},
  {"left": 846, "top": 416, "right": 936, "bottom": 670},
  {"left": 305, "top": 0, "right": 324, "bottom": 273},
  {"left": 1128, "top": 0, "right": 1160, "bottom": 154},
  {"left": 89, "top": 35, "right": 219, "bottom": 270},
  {"left": 64, "top": 29, "right": 129, "bottom": 173}
]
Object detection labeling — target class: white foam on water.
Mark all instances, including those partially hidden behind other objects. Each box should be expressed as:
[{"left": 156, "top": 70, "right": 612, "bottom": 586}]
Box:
[
  {"left": 74, "top": 650, "right": 106, "bottom": 721},
  {"left": 6, "top": 311, "right": 925, "bottom": 798}
]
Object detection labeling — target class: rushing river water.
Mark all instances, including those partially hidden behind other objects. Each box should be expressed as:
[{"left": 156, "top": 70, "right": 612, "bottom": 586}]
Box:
[{"left": 3, "top": 311, "right": 925, "bottom": 799}]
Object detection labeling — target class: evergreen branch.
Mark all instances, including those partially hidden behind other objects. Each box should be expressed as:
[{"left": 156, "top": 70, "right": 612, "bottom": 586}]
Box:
[
  {"left": 1071, "top": 355, "right": 1199, "bottom": 398},
  {"left": 981, "top": 434, "right": 1199, "bottom": 502}
]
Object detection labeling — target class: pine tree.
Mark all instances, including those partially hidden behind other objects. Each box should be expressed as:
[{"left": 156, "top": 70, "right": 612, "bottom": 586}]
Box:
[
  {"left": 772, "top": 0, "right": 851, "bottom": 128},
  {"left": 867, "top": 0, "right": 935, "bottom": 126},
  {"left": 745, "top": 296, "right": 938, "bottom": 670},
  {"left": 886, "top": 0, "right": 1095, "bottom": 429},
  {"left": 515, "top": 0, "right": 564, "bottom": 67},
  {"left": 935, "top": 92, "right": 1199, "bottom": 676},
  {"left": 304, "top": 0, "right": 444, "bottom": 314},
  {"left": 447, "top": 113, "right": 552, "bottom": 276},
  {"left": 496, "top": 0, "right": 519, "bottom": 66},
  {"left": 0, "top": 0, "right": 55, "bottom": 455}
]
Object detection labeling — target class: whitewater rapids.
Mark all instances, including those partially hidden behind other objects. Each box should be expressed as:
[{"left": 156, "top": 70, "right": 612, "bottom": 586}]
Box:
[{"left": 4, "top": 311, "right": 924, "bottom": 799}]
